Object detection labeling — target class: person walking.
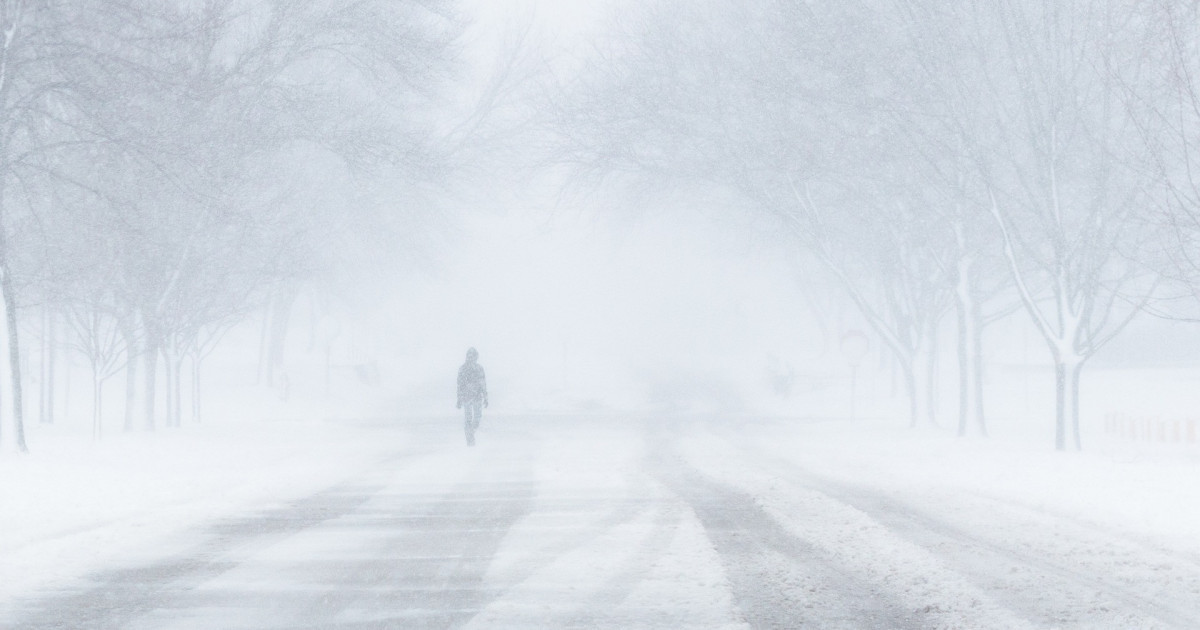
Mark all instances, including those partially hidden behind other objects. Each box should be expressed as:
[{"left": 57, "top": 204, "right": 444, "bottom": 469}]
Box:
[{"left": 456, "top": 347, "right": 488, "bottom": 446}]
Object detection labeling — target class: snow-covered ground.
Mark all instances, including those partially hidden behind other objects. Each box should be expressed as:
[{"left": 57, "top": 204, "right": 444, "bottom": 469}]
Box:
[
  {"left": 0, "top": 418, "right": 405, "bottom": 614},
  {"left": 3, "top": 408, "right": 1199, "bottom": 628},
  {"left": 679, "top": 416, "right": 1200, "bottom": 628}
]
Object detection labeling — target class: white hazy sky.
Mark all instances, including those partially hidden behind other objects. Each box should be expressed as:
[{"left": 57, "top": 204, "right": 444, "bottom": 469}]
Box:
[
  {"left": 361, "top": 0, "right": 839, "bottom": 415},
  {"left": 464, "top": 0, "right": 614, "bottom": 37}
]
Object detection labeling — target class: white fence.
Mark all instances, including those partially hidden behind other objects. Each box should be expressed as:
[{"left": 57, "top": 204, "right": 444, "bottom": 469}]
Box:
[{"left": 1103, "top": 412, "right": 1199, "bottom": 444}]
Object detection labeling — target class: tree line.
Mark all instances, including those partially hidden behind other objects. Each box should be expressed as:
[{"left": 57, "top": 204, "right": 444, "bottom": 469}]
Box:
[
  {"left": 552, "top": 0, "right": 1200, "bottom": 450},
  {"left": 0, "top": 0, "right": 465, "bottom": 452}
]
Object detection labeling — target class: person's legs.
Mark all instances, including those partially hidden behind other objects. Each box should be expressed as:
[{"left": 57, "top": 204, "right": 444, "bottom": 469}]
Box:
[
  {"left": 470, "top": 401, "right": 482, "bottom": 431},
  {"left": 463, "top": 403, "right": 476, "bottom": 446}
]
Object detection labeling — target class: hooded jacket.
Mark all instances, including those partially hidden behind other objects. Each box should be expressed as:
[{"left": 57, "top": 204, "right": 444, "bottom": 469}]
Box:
[{"left": 457, "top": 358, "right": 487, "bottom": 405}]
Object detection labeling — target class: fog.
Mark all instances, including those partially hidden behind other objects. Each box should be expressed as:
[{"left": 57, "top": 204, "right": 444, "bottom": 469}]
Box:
[{"left": 3, "top": 1, "right": 1200, "bottom": 627}]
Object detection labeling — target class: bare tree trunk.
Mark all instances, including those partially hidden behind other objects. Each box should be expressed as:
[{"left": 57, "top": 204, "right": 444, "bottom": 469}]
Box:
[
  {"left": 0, "top": 0, "right": 21, "bottom": 452},
  {"left": 308, "top": 292, "right": 318, "bottom": 352},
  {"left": 63, "top": 345, "right": 70, "bottom": 422},
  {"left": 92, "top": 367, "right": 102, "bottom": 441},
  {"left": 39, "top": 306, "right": 48, "bottom": 423},
  {"left": 924, "top": 325, "right": 939, "bottom": 427},
  {"left": 143, "top": 326, "right": 159, "bottom": 431},
  {"left": 256, "top": 306, "right": 269, "bottom": 385},
  {"left": 123, "top": 325, "right": 138, "bottom": 432},
  {"left": 160, "top": 344, "right": 183, "bottom": 428},
  {"left": 266, "top": 291, "right": 295, "bottom": 388},
  {"left": 900, "top": 355, "right": 932, "bottom": 428},
  {"left": 47, "top": 309, "right": 55, "bottom": 423},
  {"left": 956, "top": 296, "right": 970, "bottom": 437},
  {"left": 1054, "top": 361, "right": 1065, "bottom": 450},
  {"left": 191, "top": 352, "right": 201, "bottom": 423},
  {"left": 169, "top": 352, "right": 183, "bottom": 427},
  {"left": 0, "top": 237, "right": 27, "bottom": 453},
  {"left": 162, "top": 347, "right": 174, "bottom": 428},
  {"left": 1052, "top": 359, "right": 1082, "bottom": 451},
  {"left": 971, "top": 302, "right": 987, "bottom": 437},
  {"left": 904, "top": 363, "right": 917, "bottom": 428},
  {"left": 954, "top": 258, "right": 987, "bottom": 437},
  {"left": 1068, "top": 360, "right": 1083, "bottom": 451},
  {"left": 325, "top": 341, "right": 332, "bottom": 396}
]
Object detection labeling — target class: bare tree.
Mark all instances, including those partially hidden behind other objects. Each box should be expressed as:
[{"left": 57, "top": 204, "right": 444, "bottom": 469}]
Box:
[
  {"left": 555, "top": 0, "right": 959, "bottom": 426},
  {"left": 0, "top": 0, "right": 130, "bottom": 452},
  {"left": 0, "top": 0, "right": 466, "bottom": 448},
  {"left": 37, "top": 305, "right": 55, "bottom": 424},
  {"left": 1127, "top": 1, "right": 1200, "bottom": 319},
  {"left": 879, "top": 0, "right": 1032, "bottom": 437},
  {"left": 65, "top": 301, "right": 124, "bottom": 439},
  {"left": 555, "top": 0, "right": 1174, "bottom": 448},
  {"left": 956, "top": 0, "right": 1160, "bottom": 450},
  {"left": 57, "top": 0, "right": 464, "bottom": 430}
]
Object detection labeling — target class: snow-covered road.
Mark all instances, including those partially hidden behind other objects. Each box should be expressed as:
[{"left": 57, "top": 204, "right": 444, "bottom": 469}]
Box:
[{"left": 6, "top": 416, "right": 1200, "bottom": 629}]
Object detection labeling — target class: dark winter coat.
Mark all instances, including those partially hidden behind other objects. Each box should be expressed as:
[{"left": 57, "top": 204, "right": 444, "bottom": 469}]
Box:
[{"left": 457, "top": 361, "right": 488, "bottom": 405}]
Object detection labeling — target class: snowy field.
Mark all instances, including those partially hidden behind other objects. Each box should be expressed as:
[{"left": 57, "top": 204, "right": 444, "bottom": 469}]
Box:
[{"left": 3, "top": 406, "right": 1198, "bottom": 628}]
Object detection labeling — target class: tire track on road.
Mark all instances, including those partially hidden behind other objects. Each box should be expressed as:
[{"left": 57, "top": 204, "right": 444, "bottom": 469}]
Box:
[
  {"left": 6, "top": 448, "right": 430, "bottom": 630},
  {"left": 736, "top": 440, "right": 1200, "bottom": 629},
  {"left": 6, "top": 443, "right": 541, "bottom": 630},
  {"left": 652, "top": 448, "right": 923, "bottom": 630}
]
